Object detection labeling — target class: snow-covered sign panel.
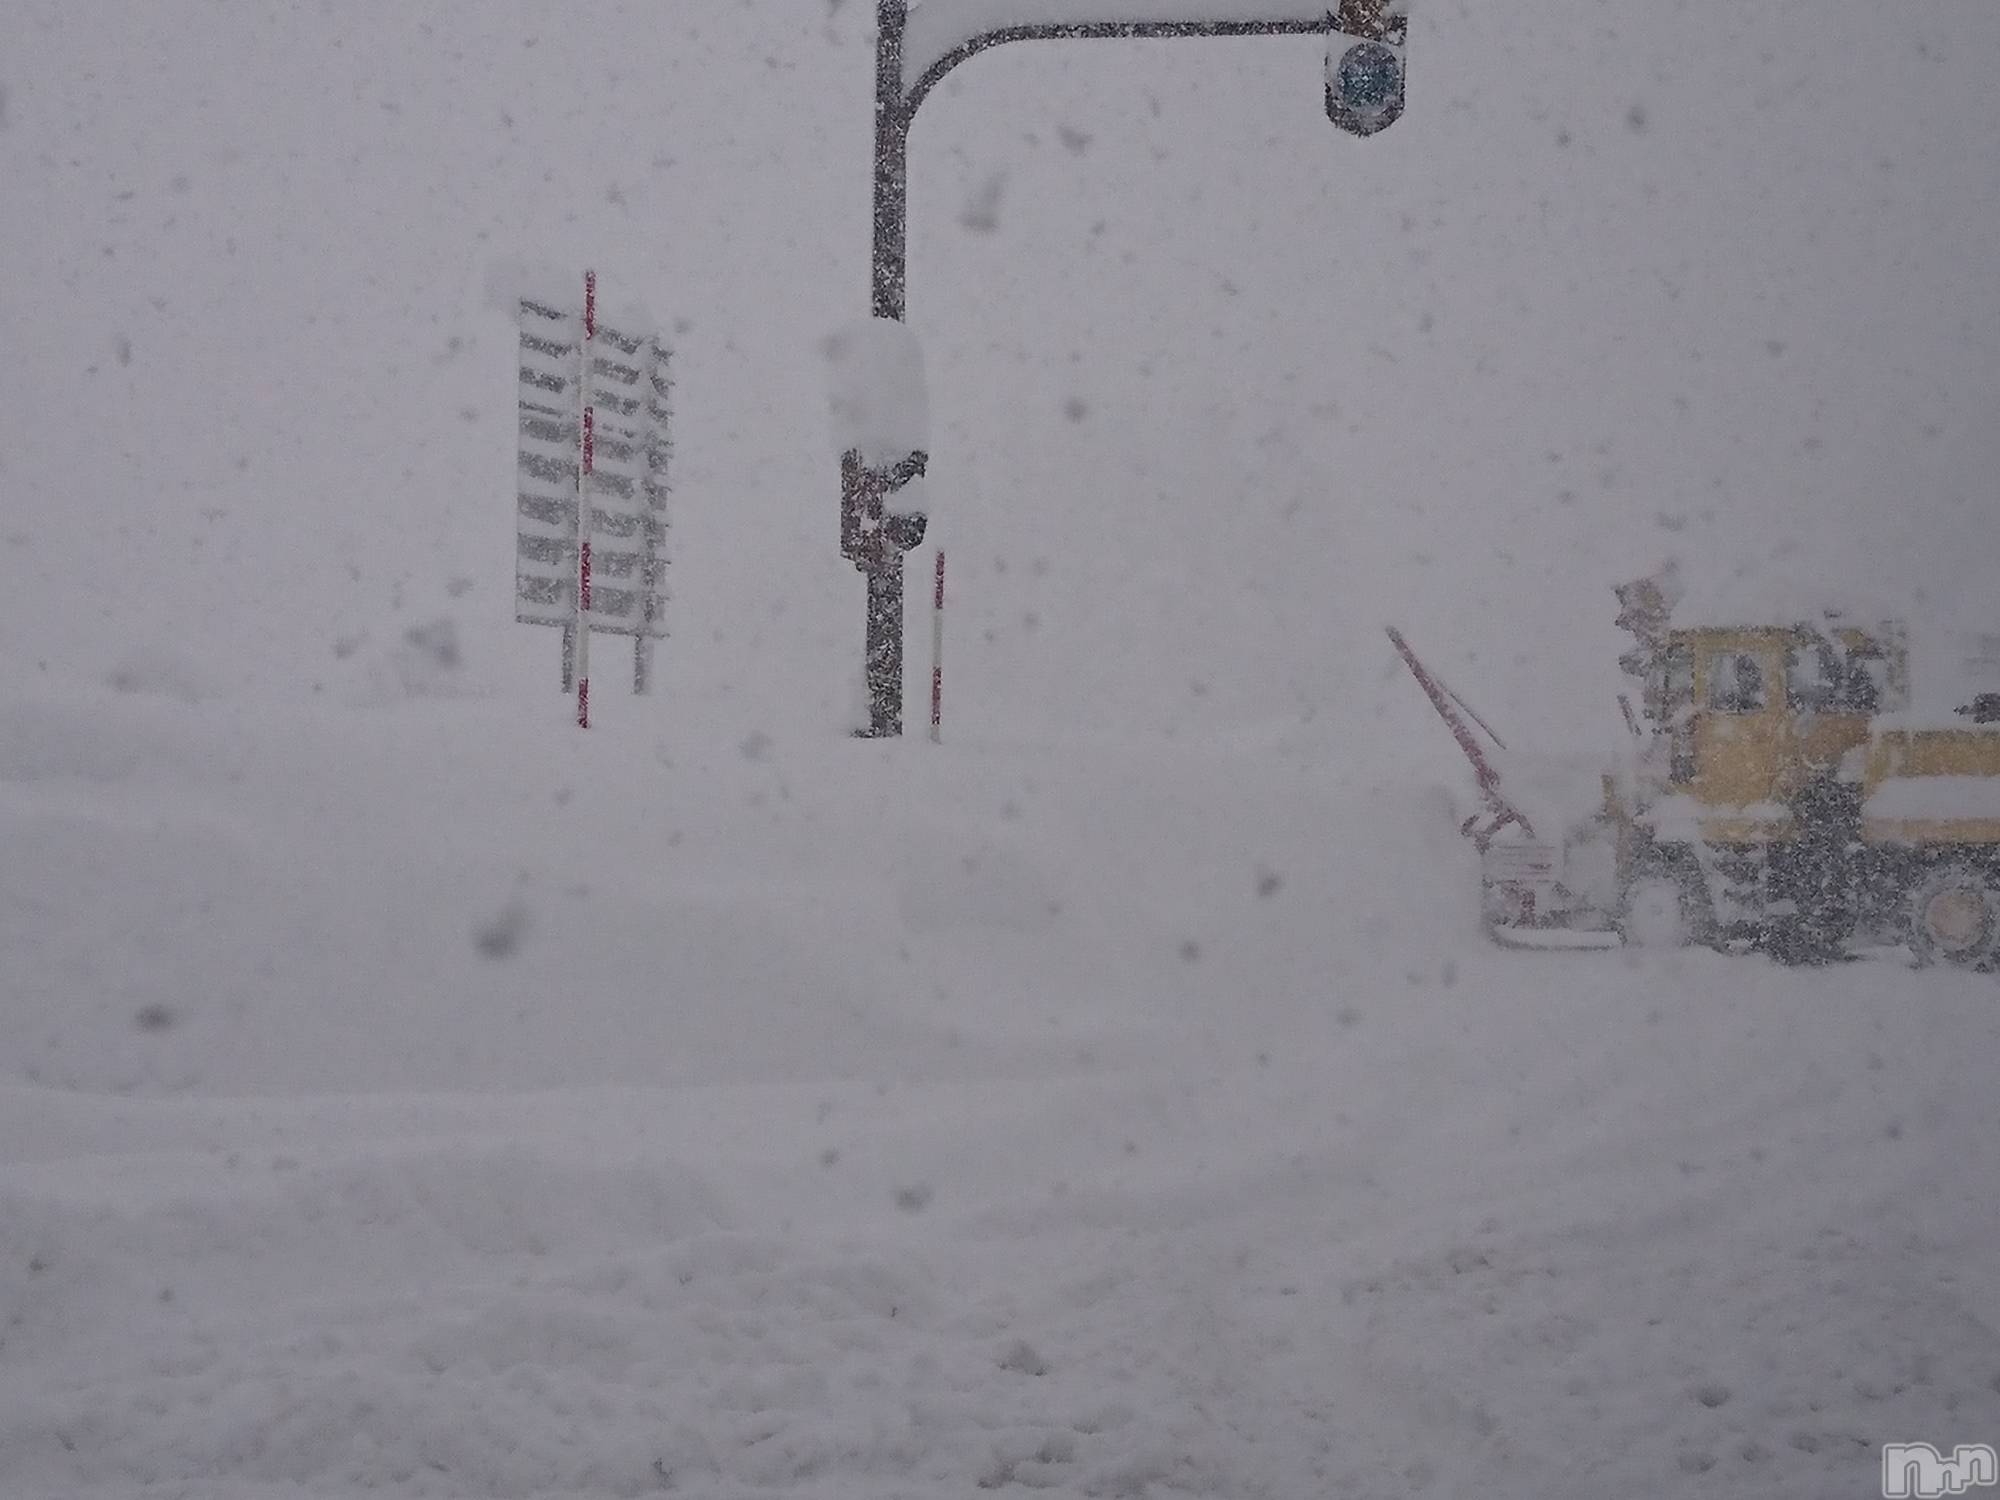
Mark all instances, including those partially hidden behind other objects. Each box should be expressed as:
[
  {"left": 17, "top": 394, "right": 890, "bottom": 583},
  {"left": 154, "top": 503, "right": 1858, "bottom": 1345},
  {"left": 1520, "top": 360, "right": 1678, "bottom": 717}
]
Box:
[
  {"left": 515, "top": 299, "right": 672, "bottom": 641},
  {"left": 824, "top": 319, "right": 929, "bottom": 458},
  {"left": 824, "top": 316, "right": 930, "bottom": 520}
]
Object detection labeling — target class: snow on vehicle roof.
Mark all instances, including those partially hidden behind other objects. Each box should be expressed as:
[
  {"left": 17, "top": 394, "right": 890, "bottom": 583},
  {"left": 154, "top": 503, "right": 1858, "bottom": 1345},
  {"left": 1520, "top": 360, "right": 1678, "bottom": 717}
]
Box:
[
  {"left": 1667, "top": 572, "right": 1905, "bottom": 634},
  {"left": 1665, "top": 572, "right": 1999, "bottom": 718}
]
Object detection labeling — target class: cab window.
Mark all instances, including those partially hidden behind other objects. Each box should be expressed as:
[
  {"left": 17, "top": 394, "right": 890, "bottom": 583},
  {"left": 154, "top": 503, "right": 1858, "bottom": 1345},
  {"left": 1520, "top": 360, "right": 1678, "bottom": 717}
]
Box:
[
  {"left": 1787, "top": 636, "right": 1888, "bottom": 713},
  {"left": 1841, "top": 649, "right": 1888, "bottom": 712},
  {"left": 1785, "top": 639, "right": 1840, "bottom": 711},
  {"left": 1706, "top": 651, "right": 1767, "bottom": 713}
]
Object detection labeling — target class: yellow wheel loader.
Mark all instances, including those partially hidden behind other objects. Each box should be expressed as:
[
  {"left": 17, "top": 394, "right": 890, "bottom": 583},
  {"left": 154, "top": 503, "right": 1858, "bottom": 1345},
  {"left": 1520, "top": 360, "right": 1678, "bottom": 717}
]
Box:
[{"left": 1391, "top": 590, "right": 2000, "bottom": 967}]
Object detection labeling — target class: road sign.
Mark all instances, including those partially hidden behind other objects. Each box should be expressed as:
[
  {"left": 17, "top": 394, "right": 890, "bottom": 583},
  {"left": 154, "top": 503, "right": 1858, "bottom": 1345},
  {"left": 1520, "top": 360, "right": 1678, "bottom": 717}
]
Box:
[{"left": 515, "top": 282, "right": 672, "bottom": 702}]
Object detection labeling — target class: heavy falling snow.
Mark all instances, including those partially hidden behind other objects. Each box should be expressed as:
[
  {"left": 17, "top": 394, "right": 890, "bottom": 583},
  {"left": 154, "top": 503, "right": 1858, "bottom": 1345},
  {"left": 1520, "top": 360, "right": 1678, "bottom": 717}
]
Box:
[{"left": 1, "top": 2, "right": 1998, "bottom": 1498}]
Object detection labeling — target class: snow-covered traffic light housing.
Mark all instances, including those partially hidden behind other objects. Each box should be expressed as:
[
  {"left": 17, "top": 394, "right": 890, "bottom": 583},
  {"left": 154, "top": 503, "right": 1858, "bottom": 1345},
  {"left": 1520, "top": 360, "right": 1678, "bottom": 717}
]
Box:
[
  {"left": 1326, "top": 0, "right": 1407, "bottom": 137},
  {"left": 839, "top": 449, "right": 928, "bottom": 569}
]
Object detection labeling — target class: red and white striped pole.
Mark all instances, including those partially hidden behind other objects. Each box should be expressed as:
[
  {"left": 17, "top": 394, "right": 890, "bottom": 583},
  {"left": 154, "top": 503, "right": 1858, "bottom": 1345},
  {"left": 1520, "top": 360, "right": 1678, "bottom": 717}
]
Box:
[
  {"left": 929, "top": 548, "right": 945, "bottom": 743},
  {"left": 574, "top": 269, "right": 597, "bottom": 729}
]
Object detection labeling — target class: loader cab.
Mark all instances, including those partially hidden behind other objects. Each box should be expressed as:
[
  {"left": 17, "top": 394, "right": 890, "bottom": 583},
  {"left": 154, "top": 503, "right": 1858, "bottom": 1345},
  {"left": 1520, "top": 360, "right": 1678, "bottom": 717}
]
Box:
[
  {"left": 1654, "top": 621, "right": 1904, "bottom": 809},
  {"left": 1683, "top": 629, "right": 1791, "bottom": 808}
]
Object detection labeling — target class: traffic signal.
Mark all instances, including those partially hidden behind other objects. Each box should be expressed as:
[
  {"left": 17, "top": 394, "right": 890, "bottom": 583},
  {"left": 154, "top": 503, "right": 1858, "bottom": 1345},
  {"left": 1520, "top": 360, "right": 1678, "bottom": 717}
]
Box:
[
  {"left": 1326, "top": 1, "right": 1407, "bottom": 137},
  {"left": 839, "top": 448, "right": 928, "bottom": 569}
]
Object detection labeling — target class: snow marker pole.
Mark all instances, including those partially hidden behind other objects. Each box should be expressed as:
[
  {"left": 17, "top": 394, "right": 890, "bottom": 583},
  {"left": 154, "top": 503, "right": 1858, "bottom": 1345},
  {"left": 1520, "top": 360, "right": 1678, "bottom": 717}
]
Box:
[
  {"left": 575, "top": 269, "right": 596, "bottom": 729},
  {"left": 929, "top": 549, "right": 944, "bottom": 743}
]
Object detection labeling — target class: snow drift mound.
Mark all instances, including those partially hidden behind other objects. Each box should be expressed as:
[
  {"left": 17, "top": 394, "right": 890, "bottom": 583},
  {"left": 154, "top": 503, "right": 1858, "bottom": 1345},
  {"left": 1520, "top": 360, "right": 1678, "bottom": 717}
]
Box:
[{"left": 0, "top": 683, "right": 1482, "bottom": 1097}]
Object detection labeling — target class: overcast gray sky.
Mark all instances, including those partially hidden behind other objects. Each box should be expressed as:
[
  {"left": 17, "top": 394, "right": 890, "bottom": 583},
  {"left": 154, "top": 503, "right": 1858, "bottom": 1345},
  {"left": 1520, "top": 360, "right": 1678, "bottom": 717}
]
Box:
[{"left": 2, "top": 0, "right": 1995, "bottom": 753}]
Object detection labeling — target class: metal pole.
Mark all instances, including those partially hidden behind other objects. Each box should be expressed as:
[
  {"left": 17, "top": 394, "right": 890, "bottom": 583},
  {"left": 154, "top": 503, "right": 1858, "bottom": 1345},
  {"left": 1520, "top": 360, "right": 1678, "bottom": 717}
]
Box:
[
  {"left": 873, "top": 1, "right": 910, "bottom": 322},
  {"left": 866, "top": 567, "right": 905, "bottom": 735},
  {"left": 930, "top": 548, "right": 945, "bottom": 742},
  {"left": 853, "top": 1, "right": 916, "bottom": 735}
]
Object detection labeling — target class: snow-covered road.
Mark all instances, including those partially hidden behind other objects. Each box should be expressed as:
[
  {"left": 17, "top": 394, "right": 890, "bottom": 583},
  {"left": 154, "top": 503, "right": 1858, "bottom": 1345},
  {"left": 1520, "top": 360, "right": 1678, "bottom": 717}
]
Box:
[{"left": 2, "top": 688, "right": 1993, "bottom": 1498}]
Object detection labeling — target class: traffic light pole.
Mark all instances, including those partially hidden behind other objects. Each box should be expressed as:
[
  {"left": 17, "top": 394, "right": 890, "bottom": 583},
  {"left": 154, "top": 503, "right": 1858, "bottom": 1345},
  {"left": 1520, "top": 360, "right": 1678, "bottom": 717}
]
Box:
[{"left": 856, "top": 0, "right": 1406, "bottom": 735}]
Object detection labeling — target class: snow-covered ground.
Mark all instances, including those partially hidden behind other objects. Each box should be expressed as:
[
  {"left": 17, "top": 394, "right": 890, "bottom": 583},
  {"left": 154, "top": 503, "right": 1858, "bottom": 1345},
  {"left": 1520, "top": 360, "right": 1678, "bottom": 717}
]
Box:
[
  {"left": 2, "top": 682, "right": 1996, "bottom": 1498},
  {"left": 4, "top": 1, "right": 1999, "bottom": 1496}
]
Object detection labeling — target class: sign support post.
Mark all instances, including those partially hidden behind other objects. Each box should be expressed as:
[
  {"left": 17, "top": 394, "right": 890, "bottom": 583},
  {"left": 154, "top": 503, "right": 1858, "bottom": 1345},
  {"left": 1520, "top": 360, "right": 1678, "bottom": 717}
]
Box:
[
  {"left": 930, "top": 548, "right": 944, "bottom": 743},
  {"left": 574, "top": 270, "right": 597, "bottom": 729}
]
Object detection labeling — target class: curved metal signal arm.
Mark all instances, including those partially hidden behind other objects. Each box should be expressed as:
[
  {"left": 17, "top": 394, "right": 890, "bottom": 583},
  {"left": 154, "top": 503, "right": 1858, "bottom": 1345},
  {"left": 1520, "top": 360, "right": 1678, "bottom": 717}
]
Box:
[
  {"left": 902, "top": 16, "right": 1333, "bottom": 116},
  {"left": 854, "top": 0, "right": 1403, "bottom": 735},
  {"left": 872, "top": 1, "right": 1393, "bottom": 319}
]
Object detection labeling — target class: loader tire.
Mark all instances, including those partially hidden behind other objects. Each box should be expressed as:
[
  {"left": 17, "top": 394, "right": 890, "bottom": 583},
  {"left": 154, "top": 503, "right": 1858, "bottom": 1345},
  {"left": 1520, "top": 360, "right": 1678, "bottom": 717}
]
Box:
[
  {"left": 1906, "top": 862, "right": 2000, "bottom": 971},
  {"left": 1618, "top": 857, "right": 1714, "bottom": 950},
  {"left": 1620, "top": 877, "right": 1691, "bottom": 949}
]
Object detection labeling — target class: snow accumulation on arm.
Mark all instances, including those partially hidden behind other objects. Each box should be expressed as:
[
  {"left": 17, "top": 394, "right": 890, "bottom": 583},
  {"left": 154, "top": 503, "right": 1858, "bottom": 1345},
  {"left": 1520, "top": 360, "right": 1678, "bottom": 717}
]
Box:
[
  {"left": 901, "top": 0, "right": 1360, "bottom": 98},
  {"left": 1668, "top": 572, "right": 1906, "bottom": 636}
]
